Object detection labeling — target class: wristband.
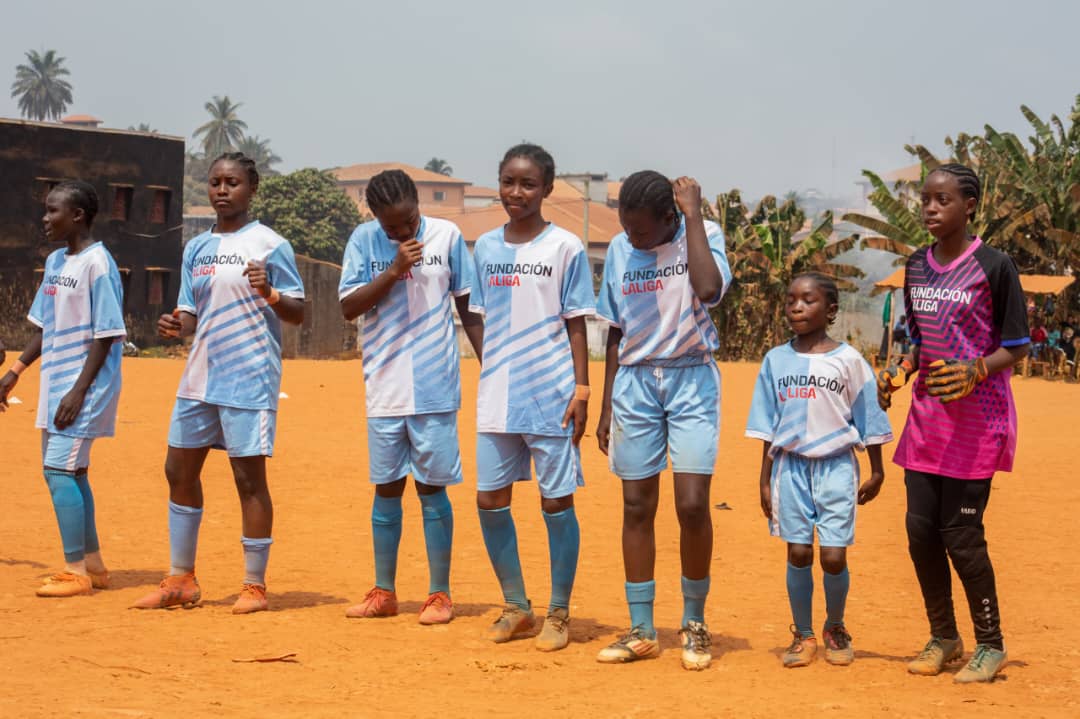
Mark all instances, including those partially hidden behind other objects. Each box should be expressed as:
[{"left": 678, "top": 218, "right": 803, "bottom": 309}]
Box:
[
  {"left": 267, "top": 287, "right": 281, "bottom": 305},
  {"left": 899, "top": 358, "right": 914, "bottom": 375},
  {"left": 11, "top": 360, "right": 27, "bottom": 376},
  {"left": 574, "top": 385, "right": 591, "bottom": 401}
]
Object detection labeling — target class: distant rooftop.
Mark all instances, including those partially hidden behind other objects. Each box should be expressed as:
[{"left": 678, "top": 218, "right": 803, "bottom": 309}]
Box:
[{"left": 330, "top": 161, "right": 470, "bottom": 185}]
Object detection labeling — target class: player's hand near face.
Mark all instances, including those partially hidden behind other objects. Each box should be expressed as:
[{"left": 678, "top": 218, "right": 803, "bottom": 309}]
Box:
[{"left": 392, "top": 240, "right": 424, "bottom": 275}]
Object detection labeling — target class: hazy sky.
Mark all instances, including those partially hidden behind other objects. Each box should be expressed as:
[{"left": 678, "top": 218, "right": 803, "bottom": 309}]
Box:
[{"left": 3, "top": 0, "right": 1078, "bottom": 201}]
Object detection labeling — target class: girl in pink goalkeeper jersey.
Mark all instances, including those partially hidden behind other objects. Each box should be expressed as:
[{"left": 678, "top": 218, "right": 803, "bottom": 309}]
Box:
[{"left": 877, "top": 164, "right": 1029, "bottom": 684}]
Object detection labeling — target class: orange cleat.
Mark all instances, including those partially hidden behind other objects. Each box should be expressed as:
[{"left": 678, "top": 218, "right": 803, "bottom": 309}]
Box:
[
  {"left": 232, "top": 583, "right": 269, "bottom": 615},
  {"left": 345, "top": 586, "right": 398, "bottom": 618},
  {"left": 36, "top": 572, "right": 93, "bottom": 597},
  {"left": 131, "top": 572, "right": 201, "bottom": 609},
  {"left": 418, "top": 591, "right": 454, "bottom": 625},
  {"left": 88, "top": 570, "right": 110, "bottom": 590}
]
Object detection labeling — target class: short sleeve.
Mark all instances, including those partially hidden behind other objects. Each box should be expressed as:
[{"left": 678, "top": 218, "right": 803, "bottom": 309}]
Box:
[
  {"left": 468, "top": 241, "right": 486, "bottom": 316},
  {"left": 595, "top": 243, "right": 621, "bottom": 327},
  {"left": 27, "top": 271, "right": 47, "bottom": 328},
  {"left": 989, "top": 253, "right": 1030, "bottom": 347},
  {"left": 559, "top": 247, "right": 596, "bottom": 319},
  {"left": 91, "top": 262, "right": 127, "bottom": 339},
  {"left": 745, "top": 356, "right": 778, "bottom": 441},
  {"left": 448, "top": 233, "right": 475, "bottom": 297},
  {"left": 703, "top": 226, "right": 732, "bottom": 308},
  {"left": 338, "top": 230, "right": 371, "bottom": 300},
  {"left": 177, "top": 242, "right": 196, "bottom": 315},
  {"left": 849, "top": 356, "right": 892, "bottom": 445},
  {"left": 268, "top": 241, "right": 305, "bottom": 299}
]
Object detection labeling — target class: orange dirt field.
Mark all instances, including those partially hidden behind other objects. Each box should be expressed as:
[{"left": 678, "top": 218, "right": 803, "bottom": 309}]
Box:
[{"left": 1, "top": 359, "right": 1078, "bottom": 718}]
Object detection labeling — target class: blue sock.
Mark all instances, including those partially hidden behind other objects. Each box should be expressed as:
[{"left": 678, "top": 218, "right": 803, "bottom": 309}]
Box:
[
  {"left": 681, "top": 575, "right": 710, "bottom": 626},
  {"left": 478, "top": 506, "right": 528, "bottom": 610},
  {"left": 168, "top": 501, "right": 203, "bottom": 573},
  {"left": 626, "top": 580, "right": 656, "bottom": 638},
  {"left": 74, "top": 474, "right": 100, "bottom": 554},
  {"left": 787, "top": 563, "right": 814, "bottom": 637},
  {"left": 241, "top": 536, "right": 273, "bottom": 586},
  {"left": 372, "top": 495, "right": 403, "bottom": 591},
  {"left": 44, "top": 469, "right": 86, "bottom": 562},
  {"left": 542, "top": 507, "right": 580, "bottom": 610},
  {"left": 823, "top": 567, "right": 850, "bottom": 629},
  {"left": 419, "top": 490, "right": 453, "bottom": 596}
]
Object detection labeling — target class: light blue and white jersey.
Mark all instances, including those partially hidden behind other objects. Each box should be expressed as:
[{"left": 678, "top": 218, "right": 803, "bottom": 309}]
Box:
[
  {"left": 339, "top": 216, "right": 476, "bottom": 417},
  {"left": 175, "top": 221, "right": 304, "bottom": 411},
  {"left": 470, "top": 223, "right": 595, "bottom": 435},
  {"left": 28, "top": 242, "right": 126, "bottom": 438},
  {"left": 746, "top": 341, "right": 892, "bottom": 458},
  {"left": 597, "top": 218, "right": 731, "bottom": 365}
]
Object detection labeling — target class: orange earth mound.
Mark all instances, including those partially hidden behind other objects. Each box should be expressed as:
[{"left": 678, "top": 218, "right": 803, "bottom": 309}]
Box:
[{"left": 0, "top": 359, "right": 1077, "bottom": 718}]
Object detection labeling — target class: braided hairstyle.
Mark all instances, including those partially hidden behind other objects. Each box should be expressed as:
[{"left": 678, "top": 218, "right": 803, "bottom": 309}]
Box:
[
  {"left": 794, "top": 271, "right": 840, "bottom": 325},
  {"left": 365, "top": 169, "right": 418, "bottom": 213},
  {"left": 210, "top": 151, "right": 260, "bottom": 188},
  {"left": 928, "top": 162, "right": 980, "bottom": 221},
  {"left": 499, "top": 143, "right": 555, "bottom": 186},
  {"left": 619, "top": 170, "right": 677, "bottom": 221},
  {"left": 51, "top": 180, "right": 100, "bottom": 227}
]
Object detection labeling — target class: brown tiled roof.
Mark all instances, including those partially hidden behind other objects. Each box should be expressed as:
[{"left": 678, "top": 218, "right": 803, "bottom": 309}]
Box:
[
  {"left": 464, "top": 185, "right": 499, "bottom": 198},
  {"left": 60, "top": 114, "right": 102, "bottom": 123},
  {"left": 607, "top": 181, "right": 622, "bottom": 202},
  {"left": 330, "top": 162, "right": 470, "bottom": 185},
  {"left": 184, "top": 206, "right": 216, "bottom": 217},
  {"left": 883, "top": 163, "right": 923, "bottom": 183},
  {"left": 426, "top": 187, "right": 622, "bottom": 245}
]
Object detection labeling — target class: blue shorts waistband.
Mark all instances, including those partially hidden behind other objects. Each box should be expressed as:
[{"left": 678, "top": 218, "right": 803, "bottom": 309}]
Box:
[{"left": 621, "top": 354, "right": 713, "bottom": 368}]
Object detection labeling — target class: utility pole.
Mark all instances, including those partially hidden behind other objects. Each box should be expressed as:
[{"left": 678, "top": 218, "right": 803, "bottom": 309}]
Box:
[{"left": 582, "top": 175, "right": 590, "bottom": 246}]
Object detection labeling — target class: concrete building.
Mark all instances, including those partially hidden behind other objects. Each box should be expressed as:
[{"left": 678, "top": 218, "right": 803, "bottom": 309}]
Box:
[
  {"left": 330, "top": 162, "right": 471, "bottom": 215},
  {"left": 0, "top": 118, "right": 184, "bottom": 348}
]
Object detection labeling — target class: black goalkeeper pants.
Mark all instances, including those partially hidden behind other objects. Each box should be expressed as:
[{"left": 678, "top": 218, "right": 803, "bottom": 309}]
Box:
[{"left": 905, "top": 470, "right": 1003, "bottom": 649}]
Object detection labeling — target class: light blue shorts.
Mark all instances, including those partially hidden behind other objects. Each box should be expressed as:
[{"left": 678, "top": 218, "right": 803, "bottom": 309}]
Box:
[
  {"left": 367, "top": 411, "right": 463, "bottom": 486},
  {"left": 609, "top": 360, "right": 721, "bottom": 480},
  {"left": 168, "top": 398, "right": 276, "bottom": 458},
  {"left": 476, "top": 432, "right": 584, "bottom": 499},
  {"left": 41, "top": 431, "right": 94, "bottom": 472},
  {"left": 769, "top": 450, "right": 859, "bottom": 547}
]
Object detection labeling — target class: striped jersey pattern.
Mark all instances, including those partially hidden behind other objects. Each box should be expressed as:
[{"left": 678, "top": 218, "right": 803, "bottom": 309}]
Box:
[
  {"left": 28, "top": 242, "right": 126, "bottom": 437},
  {"left": 175, "top": 221, "right": 305, "bottom": 411},
  {"left": 893, "top": 239, "right": 1029, "bottom": 478},
  {"left": 597, "top": 218, "right": 731, "bottom": 366},
  {"left": 338, "top": 216, "right": 476, "bottom": 417},
  {"left": 470, "top": 224, "right": 595, "bottom": 435}
]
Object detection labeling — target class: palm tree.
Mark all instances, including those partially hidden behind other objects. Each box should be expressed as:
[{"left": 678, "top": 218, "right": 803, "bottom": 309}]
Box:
[
  {"left": 193, "top": 95, "right": 247, "bottom": 158},
  {"left": 10, "top": 49, "right": 73, "bottom": 121},
  {"left": 706, "top": 191, "right": 862, "bottom": 359},
  {"left": 236, "top": 135, "right": 282, "bottom": 176},
  {"left": 424, "top": 157, "right": 453, "bottom": 176},
  {"left": 128, "top": 123, "right": 157, "bottom": 133}
]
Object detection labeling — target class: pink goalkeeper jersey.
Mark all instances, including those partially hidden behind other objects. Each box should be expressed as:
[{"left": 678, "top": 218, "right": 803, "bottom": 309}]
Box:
[{"left": 893, "top": 238, "right": 1030, "bottom": 479}]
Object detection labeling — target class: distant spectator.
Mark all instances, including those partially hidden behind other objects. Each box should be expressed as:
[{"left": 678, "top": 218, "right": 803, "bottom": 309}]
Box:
[
  {"left": 1030, "top": 319, "right": 1048, "bottom": 359},
  {"left": 1059, "top": 325, "right": 1076, "bottom": 362},
  {"left": 893, "top": 314, "right": 910, "bottom": 354},
  {"left": 1042, "top": 294, "right": 1056, "bottom": 318}
]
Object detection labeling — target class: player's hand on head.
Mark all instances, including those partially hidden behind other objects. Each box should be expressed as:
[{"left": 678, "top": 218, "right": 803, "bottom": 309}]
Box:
[
  {"left": 53, "top": 388, "right": 86, "bottom": 429},
  {"left": 857, "top": 472, "right": 884, "bottom": 505},
  {"left": 243, "top": 260, "right": 271, "bottom": 298},
  {"left": 671, "top": 176, "right": 702, "bottom": 216}
]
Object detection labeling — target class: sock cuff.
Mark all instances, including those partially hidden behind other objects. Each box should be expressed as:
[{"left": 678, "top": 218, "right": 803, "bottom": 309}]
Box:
[
  {"left": 478, "top": 506, "right": 512, "bottom": 517},
  {"left": 625, "top": 580, "right": 656, "bottom": 603},
  {"left": 823, "top": 567, "right": 850, "bottom": 578},
  {"left": 541, "top": 506, "right": 577, "bottom": 521},
  {"left": 43, "top": 468, "right": 77, "bottom": 480},
  {"left": 241, "top": 536, "right": 273, "bottom": 549},
  {"left": 372, "top": 494, "right": 404, "bottom": 521},
  {"left": 169, "top": 500, "right": 203, "bottom": 516},
  {"left": 418, "top": 490, "right": 452, "bottom": 514},
  {"left": 787, "top": 562, "right": 813, "bottom": 573},
  {"left": 681, "top": 575, "right": 710, "bottom": 598}
]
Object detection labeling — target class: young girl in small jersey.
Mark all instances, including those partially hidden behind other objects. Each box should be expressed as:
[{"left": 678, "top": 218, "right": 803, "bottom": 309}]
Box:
[
  {"left": 470, "top": 143, "right": 595, "bottom": 652},
  {"left": 594, "top": 171, "right": 731, "bottom": 670},
  {"left": 132, "top": 152, "right": 305, "bottom": 615},
  {"left": 338, "top": 169, "right": 482, "bottom": 625},
  {"left": 0, "top": 181, "right": 126, "bottom": 597},
  {"left": 746, "top": 273, "right": 892, "bottom": 668},
  {"left": 877, "top": 164, "right": 1029, "bottom": 683}
]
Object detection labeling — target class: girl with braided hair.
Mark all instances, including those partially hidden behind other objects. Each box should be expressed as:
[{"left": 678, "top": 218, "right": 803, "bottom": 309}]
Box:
[
  {"left": 133, "top": 152, "right": 306, "bottom": 614},
  {"left": 877, "top": 163, "right": 1029, "bottom": 682}
]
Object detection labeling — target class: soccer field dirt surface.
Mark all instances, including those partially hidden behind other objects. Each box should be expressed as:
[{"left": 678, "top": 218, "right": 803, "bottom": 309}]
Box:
[{"left": 1, "top": 359, "right": 1077, "bottom": 718}]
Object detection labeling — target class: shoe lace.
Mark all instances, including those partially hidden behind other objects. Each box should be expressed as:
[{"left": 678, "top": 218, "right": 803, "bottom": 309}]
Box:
[
  {"left": 494, "top": 606, "right": 523, "bottom": 624},
  {"left": 684, "top": 621, "right": 711, "bottom": 650},
  {"left": 423, "top": 593, "right": 450, "bottom": 611},
  {"left": 916, "top": 637, "right": 943, "bottom": 661},
  {"left": 545, "top": 611, "right": 568, "bottom": 632},
  {"left": 826, "top": 625, "right": 851, "bottom": 649},
  {"left": 617, "top": 625, "right": 648, "bottom": 645},
  {"left": 967, "top": 644, "right": 993, "bottom": 670},
  {"left": 786, "top": 624, "right": 808, "bottom": 653}
]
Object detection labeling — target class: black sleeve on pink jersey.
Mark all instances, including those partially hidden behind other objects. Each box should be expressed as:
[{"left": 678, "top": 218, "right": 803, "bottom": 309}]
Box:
[
  {"left": 902, "top": 252, "right": 922, "bottom": 346},
  {"left": 975, "top": 245, "right": 1030, "bottom": 347}
]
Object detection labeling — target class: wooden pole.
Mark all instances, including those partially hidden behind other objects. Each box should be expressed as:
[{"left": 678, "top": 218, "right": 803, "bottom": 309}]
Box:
[{"left": 884, "top": 288, "right": 895, "bottom": 368}]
